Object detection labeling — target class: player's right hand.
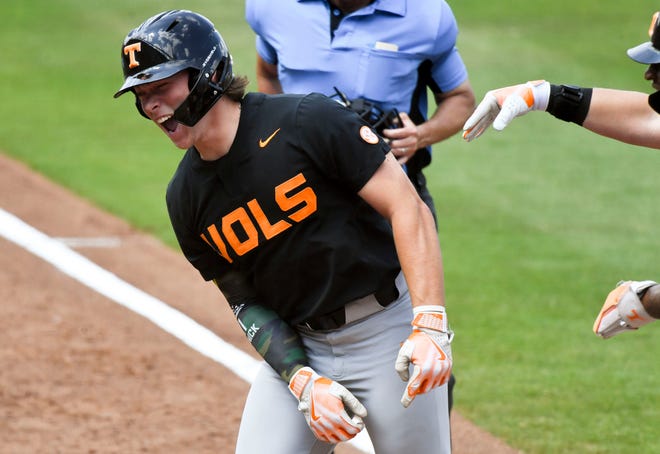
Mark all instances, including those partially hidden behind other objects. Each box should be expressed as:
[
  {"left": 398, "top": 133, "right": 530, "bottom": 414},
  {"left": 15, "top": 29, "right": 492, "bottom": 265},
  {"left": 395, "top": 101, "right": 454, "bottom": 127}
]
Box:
[
  {"left": 462, "top": 80, "right": 550, "bottom": 142},
  {"left": 593, "top": 280, "right": 658, "bottom": 339},
  {"left": 395, "top": 306, "right": 453, "bottom": 408},
  {"left": 288, "top": 366, "right": 367, "bottom": 443}
]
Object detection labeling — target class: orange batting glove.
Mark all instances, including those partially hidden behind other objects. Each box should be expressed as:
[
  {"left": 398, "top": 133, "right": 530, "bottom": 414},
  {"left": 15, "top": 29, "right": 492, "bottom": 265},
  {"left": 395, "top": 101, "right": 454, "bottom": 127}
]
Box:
[
  {"left": 288, "top": 366, "right": 367, "bottom": 443},
  {"left": 395, "top": 306, "right": 453, "bottom": 408},
  {"left": 463, "top": 80, "right": 550, "bottom": 141},
  {"left": 593, "top": 280, "right": 658, "bottom": 339}
]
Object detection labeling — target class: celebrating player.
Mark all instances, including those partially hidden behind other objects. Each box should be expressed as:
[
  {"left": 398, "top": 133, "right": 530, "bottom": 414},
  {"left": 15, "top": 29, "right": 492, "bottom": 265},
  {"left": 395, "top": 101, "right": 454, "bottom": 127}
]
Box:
[
  {"left": 462, "top": 11, "right": 660, "bottom": 338},
  {"left": 115, "top": 10, "right": 453, "bottom": 453},
  {"left": 246, "top": 0, "right": 475, "bottom": 412}
]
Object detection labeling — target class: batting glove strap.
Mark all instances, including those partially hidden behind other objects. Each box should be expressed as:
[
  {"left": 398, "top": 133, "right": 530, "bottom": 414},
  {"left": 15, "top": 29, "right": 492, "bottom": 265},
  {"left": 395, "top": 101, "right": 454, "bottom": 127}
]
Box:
[
  {"left": 412, "top": 305, "right": 448, "bottom": 332},
  {"left": 593, "top": 280, "right": 658, "bottom": 339},
  {"left": 288, "top": 367, "right": 367, "bottom": 443}
]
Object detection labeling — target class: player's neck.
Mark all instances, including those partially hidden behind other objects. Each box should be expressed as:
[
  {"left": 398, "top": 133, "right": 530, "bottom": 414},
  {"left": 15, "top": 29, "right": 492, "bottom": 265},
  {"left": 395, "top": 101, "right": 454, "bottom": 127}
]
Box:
[{"left": 194, "top": 98, "right": 241, "bottom": 161}]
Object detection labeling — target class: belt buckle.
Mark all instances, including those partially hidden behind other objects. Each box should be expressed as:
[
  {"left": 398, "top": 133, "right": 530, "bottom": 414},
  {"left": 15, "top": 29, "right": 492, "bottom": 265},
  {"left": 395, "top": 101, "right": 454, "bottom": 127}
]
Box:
[{"left": 300, "top": 307, "right": 346, "bottom": 331}]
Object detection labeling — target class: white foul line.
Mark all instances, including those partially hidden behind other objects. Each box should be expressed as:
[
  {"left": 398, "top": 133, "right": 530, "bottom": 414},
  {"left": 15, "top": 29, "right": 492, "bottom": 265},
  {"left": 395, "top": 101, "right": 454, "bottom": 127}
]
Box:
[
  {"left": 53, "top": 236, "right": 122, "bottom": 248},
  {"left": 0, "top": 207, "right": 374, "bottom": 453},
  {"left": 0, "top": 207, "right": 261, "bottom": 383}
]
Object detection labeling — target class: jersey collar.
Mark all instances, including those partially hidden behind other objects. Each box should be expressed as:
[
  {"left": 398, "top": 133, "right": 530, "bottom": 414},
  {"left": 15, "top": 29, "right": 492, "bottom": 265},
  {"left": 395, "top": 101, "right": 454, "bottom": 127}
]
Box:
[{"left": 297, "top": 0, "right": 405, "bottom": 17}]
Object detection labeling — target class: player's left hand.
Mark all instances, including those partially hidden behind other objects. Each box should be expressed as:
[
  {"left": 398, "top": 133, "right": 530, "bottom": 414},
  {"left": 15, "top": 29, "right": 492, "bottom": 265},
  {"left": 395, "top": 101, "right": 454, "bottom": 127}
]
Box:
[
  {"left": 462, "top": 80, "right": 550, "bottom": 142},
  {"left": 395, "top": 306, "right": 453, "bottom": 408},
  {"left": 288, "top": 366, "right": 367, "bottom": 443},
  {"left": 593, "top": 280, "right": 658, "bottom": 339},
  {"left": 382, "top": 112, "right": 418, "bottom": 165}
]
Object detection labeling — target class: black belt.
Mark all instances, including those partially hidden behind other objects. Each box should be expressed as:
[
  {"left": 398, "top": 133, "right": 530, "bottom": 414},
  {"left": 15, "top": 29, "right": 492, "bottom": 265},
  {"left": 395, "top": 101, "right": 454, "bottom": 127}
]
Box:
[{"left": 300, "top": 273, "right": 400, "bottom": 331}]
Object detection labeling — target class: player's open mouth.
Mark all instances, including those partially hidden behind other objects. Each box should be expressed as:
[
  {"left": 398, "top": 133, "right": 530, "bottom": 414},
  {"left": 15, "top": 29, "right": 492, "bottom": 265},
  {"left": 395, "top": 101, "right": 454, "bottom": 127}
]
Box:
[{"left": 157, "top": 115, "right": 179, "bottom": 133}]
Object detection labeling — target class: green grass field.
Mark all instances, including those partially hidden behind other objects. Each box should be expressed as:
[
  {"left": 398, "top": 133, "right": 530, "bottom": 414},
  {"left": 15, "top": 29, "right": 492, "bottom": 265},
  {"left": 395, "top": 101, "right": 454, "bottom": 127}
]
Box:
[{"left": 2, "top": 1, "right": 660, "bottom": 452}]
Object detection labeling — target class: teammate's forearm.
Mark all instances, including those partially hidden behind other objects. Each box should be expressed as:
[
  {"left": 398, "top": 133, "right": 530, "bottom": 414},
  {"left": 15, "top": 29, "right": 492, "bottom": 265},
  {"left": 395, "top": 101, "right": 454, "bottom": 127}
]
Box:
[
  {"left": 582, "top": 88, "right": 660, "bottom": 148},
  {"left": 642, "top": 284, "right": 660, "bottom": 318},
  {"left": 544, "top": 85, "right": 660, "bottom": 148}
]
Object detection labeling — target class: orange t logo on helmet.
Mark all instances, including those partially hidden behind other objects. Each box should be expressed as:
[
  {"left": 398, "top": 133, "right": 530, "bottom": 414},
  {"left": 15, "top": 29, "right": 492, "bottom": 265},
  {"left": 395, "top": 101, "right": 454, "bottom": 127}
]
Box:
[{"left": 123, "top": 42, "right": 142, "bottom": 69}]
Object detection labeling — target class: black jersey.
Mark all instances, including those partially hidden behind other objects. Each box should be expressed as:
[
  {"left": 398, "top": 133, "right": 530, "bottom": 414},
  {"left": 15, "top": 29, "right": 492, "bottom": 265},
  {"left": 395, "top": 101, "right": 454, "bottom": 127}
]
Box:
[{"left": 166, "top": 92, "right": 401, "bottom": 324}]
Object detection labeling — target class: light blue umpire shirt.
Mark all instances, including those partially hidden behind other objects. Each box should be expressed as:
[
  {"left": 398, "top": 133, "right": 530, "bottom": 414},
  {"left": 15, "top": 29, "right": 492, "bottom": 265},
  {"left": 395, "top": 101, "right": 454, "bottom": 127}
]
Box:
[{"left": 246, "top": 0, "right": 469, "bottom": 168}]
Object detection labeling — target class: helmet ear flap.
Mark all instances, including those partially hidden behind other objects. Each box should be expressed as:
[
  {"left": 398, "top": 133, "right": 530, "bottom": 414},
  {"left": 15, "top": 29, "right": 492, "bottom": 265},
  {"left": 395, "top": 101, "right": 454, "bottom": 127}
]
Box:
[
  {"left": 187, "top": 68, "right": 198, "bottom": 90},
  {"left": 171, "top": 47, "right": 233, "bottom": 127},
  {"left": 134, "top": 94, "right": 149, "bottom": 119}
]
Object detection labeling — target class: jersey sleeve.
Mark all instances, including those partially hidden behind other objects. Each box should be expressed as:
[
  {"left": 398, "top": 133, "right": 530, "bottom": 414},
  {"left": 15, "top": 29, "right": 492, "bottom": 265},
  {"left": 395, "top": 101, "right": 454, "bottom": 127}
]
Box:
[
  {"left": 294, "top": 93, "right": 391, "bottom": 193},
  {"left": 430, "top": 1, "right": 469, "bottom": 93},
  {"left": 166, "top": 172, "right": 228, "bottom": 282},
  {"left": 245, "top": 0, "right": 278, "bottom": 65}
]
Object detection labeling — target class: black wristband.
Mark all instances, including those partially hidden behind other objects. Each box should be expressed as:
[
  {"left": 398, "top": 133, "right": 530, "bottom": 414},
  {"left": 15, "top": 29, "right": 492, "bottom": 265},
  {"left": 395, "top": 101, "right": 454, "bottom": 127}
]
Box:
[
  {"left": 547, "top": 84, "right": 593, "bottom": 125},
  {"left": 648, "top": 90, "right": 660, "bottom": 114}
]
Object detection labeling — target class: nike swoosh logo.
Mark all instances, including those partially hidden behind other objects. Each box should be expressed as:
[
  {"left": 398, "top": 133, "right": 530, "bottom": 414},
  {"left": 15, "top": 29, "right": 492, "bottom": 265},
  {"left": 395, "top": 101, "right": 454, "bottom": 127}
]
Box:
[
  {"left": 259, "top": 128, "right": 281, "bottom": 148},
  {"left": 310, "top": 397, "right": 321, "bottom": 421}
]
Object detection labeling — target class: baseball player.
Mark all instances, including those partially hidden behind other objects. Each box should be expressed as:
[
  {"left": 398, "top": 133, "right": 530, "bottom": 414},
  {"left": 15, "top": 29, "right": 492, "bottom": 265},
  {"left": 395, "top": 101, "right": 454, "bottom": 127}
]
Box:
[
  {"left": 246, "top": 0, "right": 476, "bottom": 412},
  {"left": 462, "top": 11, "right": 660, "bottom": 338},
  {"left": 114, "top": 10, "right": 453, "bottom": 454}
]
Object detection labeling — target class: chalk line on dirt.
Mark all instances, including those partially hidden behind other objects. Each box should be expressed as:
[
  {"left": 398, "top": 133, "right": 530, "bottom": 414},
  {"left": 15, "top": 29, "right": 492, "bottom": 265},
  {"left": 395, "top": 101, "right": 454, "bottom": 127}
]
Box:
[
  {"left": 0, "top": 207, "right": 375, "bottom": 453},
  {"left": 0, "top": 207, "right": 262, "bottom": 381}
]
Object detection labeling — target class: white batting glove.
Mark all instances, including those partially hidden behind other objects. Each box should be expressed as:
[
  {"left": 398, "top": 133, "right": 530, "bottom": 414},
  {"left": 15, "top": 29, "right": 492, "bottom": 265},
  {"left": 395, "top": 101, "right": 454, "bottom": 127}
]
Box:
[
  {"left": 395, "top": 306, "right": 453, "bottom": 408},
  {"left": 462, "top": 80, "right": 550, "bottom": 142},
  {"left": 288, "top": 366, "right": 367, "bottom": 443},
  {"left": 593, "top": 280, "right": 658, "bottom": 339}
]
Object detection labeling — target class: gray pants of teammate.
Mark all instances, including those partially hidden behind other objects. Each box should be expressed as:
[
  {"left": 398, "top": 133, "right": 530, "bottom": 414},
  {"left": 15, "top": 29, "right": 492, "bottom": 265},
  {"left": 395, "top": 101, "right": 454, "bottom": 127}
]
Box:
[{"left": 235, "top": 278, "right": 451, "bottom": 454}]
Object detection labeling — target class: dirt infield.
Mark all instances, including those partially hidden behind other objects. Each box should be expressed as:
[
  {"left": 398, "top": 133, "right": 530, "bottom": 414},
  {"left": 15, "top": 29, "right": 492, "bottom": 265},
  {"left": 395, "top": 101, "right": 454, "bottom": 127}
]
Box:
[{"left": 0, "top": 153, "right": 520, "bottom": 453}]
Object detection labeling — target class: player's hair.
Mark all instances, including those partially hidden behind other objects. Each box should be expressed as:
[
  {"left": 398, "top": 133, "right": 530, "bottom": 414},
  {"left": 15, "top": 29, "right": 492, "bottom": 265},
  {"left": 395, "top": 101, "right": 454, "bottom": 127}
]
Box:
[{"left": 224, "top": 75, "right": 250, "bottom": 102}]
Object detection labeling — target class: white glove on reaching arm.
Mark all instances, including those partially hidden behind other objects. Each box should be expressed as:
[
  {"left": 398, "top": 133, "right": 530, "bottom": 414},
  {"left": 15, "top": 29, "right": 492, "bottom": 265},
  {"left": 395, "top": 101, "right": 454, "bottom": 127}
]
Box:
[
  {"left": 288, "top": 366, "right": 367, "bottom": 443},
  {"left": 462, "top": 80, "right": 551, "bottom": 142},
  {"left": 593, "top": 280, "right": 658, "bottom": 339},
  {"left": 395, "top": 306, "right": 453, "bottom": 408}
]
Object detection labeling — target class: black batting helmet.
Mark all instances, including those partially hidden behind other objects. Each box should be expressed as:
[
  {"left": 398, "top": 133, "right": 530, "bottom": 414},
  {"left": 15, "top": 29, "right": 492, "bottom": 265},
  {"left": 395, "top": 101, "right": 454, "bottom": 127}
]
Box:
[
  {"left": 114, "top": 10, "right": 234, "bottom": 126},
  {"left": 627, "top": 11, "right": 660, "bottom": 64}
]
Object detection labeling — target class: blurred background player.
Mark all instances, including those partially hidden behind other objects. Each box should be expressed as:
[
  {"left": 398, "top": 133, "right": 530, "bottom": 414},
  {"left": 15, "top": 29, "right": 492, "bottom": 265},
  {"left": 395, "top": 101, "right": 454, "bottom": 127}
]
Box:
[
  {"left": 246, "top": 0, "right": 475, "bottom": 412},
  {"left": 462, "top": 11, "right": 660, "bottom": 339},
  {"left": 115, "top": 9, "right": 454, "bottom": 453}
]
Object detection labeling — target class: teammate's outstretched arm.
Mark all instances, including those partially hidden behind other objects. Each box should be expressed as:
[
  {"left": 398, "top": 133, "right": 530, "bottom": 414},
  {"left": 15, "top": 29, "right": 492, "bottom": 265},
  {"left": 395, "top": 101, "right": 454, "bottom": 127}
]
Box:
[
  {"left": 582, "top": 88, "right": 660, "bottom": 148},
  {"left": 214, "top": 272, "right": 367, "bottom": 442},
  {"left": 463, "top": 80, "right": 660, "bottom": 149},
  {"left": 359, "top": 153, "right": 453, "bottom": 408}
]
